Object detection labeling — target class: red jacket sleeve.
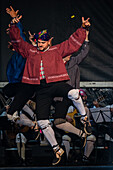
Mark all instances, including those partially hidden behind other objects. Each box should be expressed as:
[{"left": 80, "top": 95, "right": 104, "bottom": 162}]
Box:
[
  {"left": 56, "top": 28, "right": 86, "bottom": 58},
  {"left": 9, "top": 24, "right": 33, "bottom": 58}
]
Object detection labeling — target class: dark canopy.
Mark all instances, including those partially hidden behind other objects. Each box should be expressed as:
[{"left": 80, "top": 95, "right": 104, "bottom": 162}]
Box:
[{"left": 1, "top": 0, "right": 113, "bottom": 81}]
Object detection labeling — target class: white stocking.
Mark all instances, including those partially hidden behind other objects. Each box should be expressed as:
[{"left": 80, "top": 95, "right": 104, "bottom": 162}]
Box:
[
  {"left": 56, "top": 121, "right": 84, "bottom": 137},
  {"left": 68, "top": 89, "right": 86, "bottom": 116},
  {"left": 38, "top": 120, "right": 58, "bottom": 148},
  {"left": 84, "top": 135, "right": 96, "bottom": 158}
]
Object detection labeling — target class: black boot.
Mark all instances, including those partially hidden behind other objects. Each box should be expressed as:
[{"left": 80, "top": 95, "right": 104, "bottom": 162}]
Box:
[{"left": 19, "top": 158, "right": 26, "bottom": 166}]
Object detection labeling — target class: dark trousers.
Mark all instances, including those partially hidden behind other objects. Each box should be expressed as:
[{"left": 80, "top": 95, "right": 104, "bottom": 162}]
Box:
[
  {"left": 35, "top": 80, "right": 73, "bottom": 120},
  {"left": 2, "top": 80, "right": 73, "bottom": 119},
  {"left": 53, "top": 99, "right": 73, "bottom": 119},
  {"left": 2, "top": 83, "right": 35, "bottom": 115}
]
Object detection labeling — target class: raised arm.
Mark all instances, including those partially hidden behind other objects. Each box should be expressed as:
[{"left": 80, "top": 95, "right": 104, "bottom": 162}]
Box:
[
  {"left": 6, "top": 7, "right": 33, "bottom": 58},
  {"left": 6, "top": 6, "right": 26, "bottom": 40},
  {"left": 9, "top": 22, "right": 32, "bottom": 58},
  {"left": 56, "top": 17, "right": 90, "bottom": 58},
  {"left": 71, "top": 30, "right": 90, "bottom": 65}
]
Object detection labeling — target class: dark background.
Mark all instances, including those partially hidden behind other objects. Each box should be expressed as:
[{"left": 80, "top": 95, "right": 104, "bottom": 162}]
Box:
[{"left": 1, "top": 0, "right": 113, "bottom": 82}]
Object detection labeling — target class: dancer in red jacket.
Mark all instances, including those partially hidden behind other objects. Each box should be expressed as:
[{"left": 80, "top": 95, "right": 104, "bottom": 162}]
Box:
[{"left": 7, "top": 6, "right": 90, "bottom": 165}]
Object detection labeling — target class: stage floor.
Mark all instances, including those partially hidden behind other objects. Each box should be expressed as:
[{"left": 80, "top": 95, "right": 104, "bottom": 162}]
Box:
[
  {"left": 0, "top": 143, "right": 113, "bottom": 169},
  {"left": 0, "top": 165, "right": 113, "bottom": 170}
]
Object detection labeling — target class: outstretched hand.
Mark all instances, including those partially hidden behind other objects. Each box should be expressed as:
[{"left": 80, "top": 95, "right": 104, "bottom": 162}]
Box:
[
  {"left": 8, "top": 41, "right": 15, "bottom": 51},
  {"left": 28, "top": 31, "right": 37, "bottom": 46},
  {"left": 6, "top": 6, "right": 22, "bottom": 24},
  {"left": 82, "top": 17, "right": 91, "bottom": 27},
  {"left": 6, "top": 6, "right": 19, "bottom": 18},
  {"left": 28, "top": 31, "right": 35, "bottom": 40},
  {"left": 11, "top": 15, "right": 22, "bottom": 23},
  {"left": 6, "top": 24, "right": 11, "bottom": 34}
]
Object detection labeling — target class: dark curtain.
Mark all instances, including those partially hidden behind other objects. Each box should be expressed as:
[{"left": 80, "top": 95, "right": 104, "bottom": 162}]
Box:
[{"left": 0, "top": 0, "right": 113, "bottom": 81}]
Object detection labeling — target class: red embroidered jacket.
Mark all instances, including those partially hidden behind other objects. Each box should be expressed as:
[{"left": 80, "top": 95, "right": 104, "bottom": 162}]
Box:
[{"left": 9, "top": 24, "right": 86, "bottom": 84}]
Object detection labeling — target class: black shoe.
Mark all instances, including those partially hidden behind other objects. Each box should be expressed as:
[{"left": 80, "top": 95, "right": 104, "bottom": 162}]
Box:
[
  {"left": 84, "top": 121, "right": 92, "bottom": 135},
  {"left": 19, "top": 158, "right": 26, "bottom": 166},
  {"left": 52, "top": 147, "right": 64, "bottom": 165},
  {"left": 81, "top": 116, "right": 92, "bottom": 135},
  {"left": 52, "top": 156, "right": 61, "bottom": 165},
  {"left": 82, "top": 155, "right": 89, "bottom": 164}
]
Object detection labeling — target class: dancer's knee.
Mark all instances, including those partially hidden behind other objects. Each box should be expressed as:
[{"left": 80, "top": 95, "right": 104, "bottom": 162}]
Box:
[
  {"left": 68, "top": 89, "right": 79, "bottom": 100},
  {"left": 62, "top": 135, "right": 71, "bottom": 143},
  {"left": 54, "top": 118, "right": 66, "bottom": 126},
  {"left": 38, "top": 119, "right": 51, "bottom": 130},
  {"left": 87, "top": 135, "right": 96, "bottom": 142}
]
